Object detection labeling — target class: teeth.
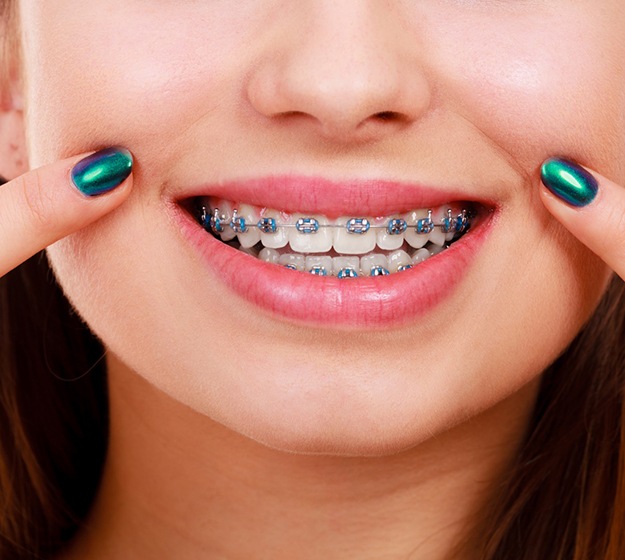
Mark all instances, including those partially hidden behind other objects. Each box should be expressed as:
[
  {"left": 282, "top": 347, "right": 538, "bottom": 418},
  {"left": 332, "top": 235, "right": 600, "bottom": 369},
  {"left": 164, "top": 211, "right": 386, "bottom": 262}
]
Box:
[
  {"left": 279, "top": 253, "right": 306, "bottom": 271},
  {"left": 260, "top": 210, "right": 289, "bottom": 248},
  {"left": 376, "top": 215, "right": 405, "bottom": 251},
  {"left": 289, "top": 215, "right": 333, "bottom": 253},
  {"left": 412, "top": 248, "right": 431, "bottom": 264},
  {"left": 404, "top": 209, "right": 430, "bottom": 249},
  {"left": 428, "top": 227, "right": 446, "bottom": 246},
  {"left": 387, "top": 250, "right": 412, "bottom": 273},
  {"left": 218, "top": 201, "right": 237, "bottom": 241},
  {"left": 429, "top": 207, "right": 451, "bottom": 246},
  {"left": 361, "top": 254, "right": 389, "bottom": 276},
  {"left": 332, "top": 256, "right": 360, "bottom": 276},
  {"left": 198, "top": 198, "right": 475, "bottom": 276},
  {"left": 306, "top": 255, "right": 333, "bottom": 275},
  {"left": 334, "top": 217, "right": 377, "bottom": 254},
  {"left": 237, "top": 204, "right": 261, "bottom": 248},
  {"left": 259, "top": 247, "right": 280, "bottom": 264},
  {"left": 429, "top": 244, "right": 446, "bottom": 257}
]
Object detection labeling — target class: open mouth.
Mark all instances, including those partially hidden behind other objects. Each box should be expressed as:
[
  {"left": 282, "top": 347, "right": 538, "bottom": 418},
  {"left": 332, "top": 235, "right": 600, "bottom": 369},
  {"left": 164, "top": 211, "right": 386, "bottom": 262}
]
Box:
[{"left": 190, "top": 196, "right": 477, "bottom": 278}]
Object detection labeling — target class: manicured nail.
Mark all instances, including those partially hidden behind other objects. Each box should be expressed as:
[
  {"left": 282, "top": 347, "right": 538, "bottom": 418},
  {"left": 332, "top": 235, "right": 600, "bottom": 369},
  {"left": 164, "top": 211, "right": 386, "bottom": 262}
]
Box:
[
  {"left": 71, "top": 147, "right": 133, "bottom": 197},
  {"left": 540, "top": 158, "right": 598, "bottom": 208}
]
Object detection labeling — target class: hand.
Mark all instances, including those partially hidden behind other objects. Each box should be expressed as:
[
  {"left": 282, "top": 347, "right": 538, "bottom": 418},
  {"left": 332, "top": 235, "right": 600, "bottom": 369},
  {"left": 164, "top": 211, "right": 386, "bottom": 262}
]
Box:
[
  {"left": 540, "top": 157, "right": 625, "bottom": 280},
  {"left": 0, "top": 147, "right": 133, "bottom": 277}
]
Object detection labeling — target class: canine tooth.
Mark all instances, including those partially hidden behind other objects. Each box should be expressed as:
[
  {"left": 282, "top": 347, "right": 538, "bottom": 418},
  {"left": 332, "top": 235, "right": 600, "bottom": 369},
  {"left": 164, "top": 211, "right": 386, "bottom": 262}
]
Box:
[
  {"left": 387, "top": 250, "right": 412, "bottom": 273},
  {"left": 306, "top": 255, "right": 333, "bottom": 275},
  {"left": 279, "top": 253, "right": 306, "bottom": 271},
  {"left": 334, "top": 217, "right": 377, "bottom": 255},
  {"left": 236, "top": 204, "right": 261, "bottom": 248},
  {"left": 404, "top": 209, "right": 429, "bottom": 249},
  {"left": 360, "top": 254, "right": 389, "bottom": 276},
  {"left": 259, "top": 210, "right": 289, "bottom": 249},
  {"left": 376, "top": 215, "right": 405, "bottom": 250},
  {"left": 289, "top": 215, "right": 333, "bottom": 253},
  {"left": 332, "top": 256, "right": 360, "bottom": 276},
  {"left": 259, "top": 247, "right": 280, "bottom": 264},
  {"left": 412, "top": 248, "right": 431, "bottom": 264},
  {"left": 445, "top": 231, "right": 455, "bottom": 242}
]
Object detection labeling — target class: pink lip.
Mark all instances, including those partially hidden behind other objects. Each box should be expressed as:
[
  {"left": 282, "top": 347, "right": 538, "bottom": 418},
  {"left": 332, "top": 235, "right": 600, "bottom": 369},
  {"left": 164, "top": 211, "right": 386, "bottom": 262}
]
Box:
[
  {"left": 175, "top": 175, "right": 492, "bottom": 218},
  {"left": 169, "top": 176, "right": 494, "bottom": 329}
]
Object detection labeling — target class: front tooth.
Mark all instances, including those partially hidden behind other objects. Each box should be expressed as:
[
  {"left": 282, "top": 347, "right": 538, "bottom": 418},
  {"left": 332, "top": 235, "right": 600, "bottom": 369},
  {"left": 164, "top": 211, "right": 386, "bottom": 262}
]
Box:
[
  {"left": 279, "top": 253, "right": 306, "bottom": 271},
  {"left": 260, "top": 210, "right": 289, "bottom": 249},
  {"left": 334, "top": 217, "right": 377, "bottom": 254},
  {"left": 412, "top": 248, "right": 431, "bottom": 264},
  {"left": 259, "top": 247, "right": 280, "bottom": 264},
  {"left": 376, "top": 215, "right": 405, "bottom": 250},
  {"left": 306, "top": 255, "right": 333, "bottom": 275},
  {"left": 360, "top": 254, "right": 389, "bottom": 276},
  {"left": 289, "top": 215, "right": 333, "bottom": 253},
  {"left": 404, "top": 209, "right": 429, "bottom": 249},
  {"left": 217, "top": 201, "right": 237, "bottom": 241},
  {"left": 332, "top": 256, "right": 360, "bottom": 276},
  {"left": 387, "top": 250, "right": 412, "bottom": 273},
  {"left": 237, "top": 204, "right": 261, "bottom": 248}
]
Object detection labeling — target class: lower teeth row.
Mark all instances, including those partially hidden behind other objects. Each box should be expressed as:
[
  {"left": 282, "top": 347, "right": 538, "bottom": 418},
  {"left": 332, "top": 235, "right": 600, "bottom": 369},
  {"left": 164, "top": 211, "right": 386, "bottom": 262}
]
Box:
[{"left": 254, "top": 244, "right": 446, "bottom": 277}]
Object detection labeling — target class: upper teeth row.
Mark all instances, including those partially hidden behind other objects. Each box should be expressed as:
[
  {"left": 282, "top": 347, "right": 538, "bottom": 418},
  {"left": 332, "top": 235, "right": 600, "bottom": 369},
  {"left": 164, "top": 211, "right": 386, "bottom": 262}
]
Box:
[
  {"left": 201, "top": 207, "right": 469, "bottom": 236},
  {"left": 199, "top": 204, "right": 471, "bottom": 255}
]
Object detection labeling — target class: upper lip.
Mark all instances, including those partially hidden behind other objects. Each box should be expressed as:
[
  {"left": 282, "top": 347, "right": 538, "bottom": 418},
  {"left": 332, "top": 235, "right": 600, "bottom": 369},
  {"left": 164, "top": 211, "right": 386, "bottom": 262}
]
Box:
[{"left": 173, "top": 175, "right": 494, "bottom": 218}]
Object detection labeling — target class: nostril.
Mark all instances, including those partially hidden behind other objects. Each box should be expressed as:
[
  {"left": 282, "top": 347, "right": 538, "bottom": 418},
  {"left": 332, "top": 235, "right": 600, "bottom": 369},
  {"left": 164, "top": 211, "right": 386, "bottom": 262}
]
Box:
[{"left": 374, "top": 111, "right": 401, "bottom": 121}]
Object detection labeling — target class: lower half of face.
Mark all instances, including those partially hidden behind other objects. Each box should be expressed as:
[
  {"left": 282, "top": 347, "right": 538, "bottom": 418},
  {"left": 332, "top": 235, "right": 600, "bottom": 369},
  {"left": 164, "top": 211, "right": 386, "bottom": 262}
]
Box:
[{"left": 27, "top": 0, "right": 623, "bottom": 455}]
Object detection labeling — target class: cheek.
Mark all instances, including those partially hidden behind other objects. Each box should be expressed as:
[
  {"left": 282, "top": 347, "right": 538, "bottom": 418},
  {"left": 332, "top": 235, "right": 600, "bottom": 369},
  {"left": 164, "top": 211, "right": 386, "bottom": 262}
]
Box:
[
  {"left": 20, "top": 2, "right": 253, "bottom": 168},
  {"left": 435, "top": 7, "right": 625, "bottom": 178}
]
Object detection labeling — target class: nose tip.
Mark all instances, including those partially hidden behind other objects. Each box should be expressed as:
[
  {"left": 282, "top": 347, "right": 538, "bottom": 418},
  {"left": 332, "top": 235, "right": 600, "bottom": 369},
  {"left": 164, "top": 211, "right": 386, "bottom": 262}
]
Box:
[
  {"left": 245, "top": 6, "right": 432, "bottom": 144},
  {"left": 248, "top": 62, "right": 431, "bottom": 142}
]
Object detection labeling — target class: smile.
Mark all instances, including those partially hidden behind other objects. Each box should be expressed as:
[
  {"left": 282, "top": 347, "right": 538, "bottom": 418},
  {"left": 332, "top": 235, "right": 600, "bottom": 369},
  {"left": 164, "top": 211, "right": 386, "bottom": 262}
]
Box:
[
  {"left": 172, "top": 175, "right": 494, "bottom": 327},
  {"left": 195, "top": 198, "right": 473, "bottom": 278}
]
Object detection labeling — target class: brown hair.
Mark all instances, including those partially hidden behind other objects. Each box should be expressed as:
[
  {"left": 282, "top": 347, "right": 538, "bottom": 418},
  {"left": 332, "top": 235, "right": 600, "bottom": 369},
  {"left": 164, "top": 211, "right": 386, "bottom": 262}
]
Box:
[
  {"left": 1, "top": 3, "right": 625, "bottom": 559},
  {"left": 0, "top": 254, "right": 108, "bottom": 560}
]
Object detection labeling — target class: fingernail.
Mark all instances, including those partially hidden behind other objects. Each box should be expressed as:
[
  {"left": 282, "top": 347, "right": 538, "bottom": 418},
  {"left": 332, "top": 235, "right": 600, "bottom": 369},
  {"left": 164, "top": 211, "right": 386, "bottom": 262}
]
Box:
[
  {"left": 540, "top": 158, "right": 598, "bottom": 207},
  {"left": 71, "top": 147, "right": 133, "bottom": 197}
]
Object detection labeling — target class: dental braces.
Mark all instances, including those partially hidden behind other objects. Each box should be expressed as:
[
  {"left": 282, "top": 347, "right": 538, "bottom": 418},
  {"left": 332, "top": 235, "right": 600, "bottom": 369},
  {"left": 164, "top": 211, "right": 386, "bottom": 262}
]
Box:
[
  {"left": 199, "top": 207, "right": 472, "bottom": 236},
  {"left": 276, "top": 256, "right": 429, "bottom": 278}
]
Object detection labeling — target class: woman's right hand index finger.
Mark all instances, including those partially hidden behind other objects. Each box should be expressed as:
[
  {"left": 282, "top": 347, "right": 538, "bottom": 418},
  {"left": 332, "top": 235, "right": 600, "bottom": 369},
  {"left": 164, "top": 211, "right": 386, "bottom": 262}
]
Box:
[{"left": 0, "top": 147, "right": 133, "bottom": 277}]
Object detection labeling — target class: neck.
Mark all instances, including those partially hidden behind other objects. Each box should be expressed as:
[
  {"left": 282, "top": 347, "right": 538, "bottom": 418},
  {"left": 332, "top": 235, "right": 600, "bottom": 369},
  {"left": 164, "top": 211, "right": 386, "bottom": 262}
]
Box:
[{"left": 63, "top": 356, "right": 538, "bottom": 560}]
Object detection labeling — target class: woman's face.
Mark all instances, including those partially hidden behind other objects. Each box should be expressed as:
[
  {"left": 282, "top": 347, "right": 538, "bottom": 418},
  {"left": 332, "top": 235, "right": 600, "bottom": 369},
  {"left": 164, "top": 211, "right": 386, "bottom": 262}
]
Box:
[{"left": 17, "top": 1, "right": 625, "bottom": 455}]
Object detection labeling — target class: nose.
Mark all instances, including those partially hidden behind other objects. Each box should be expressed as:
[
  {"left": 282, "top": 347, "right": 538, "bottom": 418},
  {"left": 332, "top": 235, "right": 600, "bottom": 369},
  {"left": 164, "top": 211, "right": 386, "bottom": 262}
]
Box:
[{"left": 246, "top": 1, "right": 432, "bottom": 143}]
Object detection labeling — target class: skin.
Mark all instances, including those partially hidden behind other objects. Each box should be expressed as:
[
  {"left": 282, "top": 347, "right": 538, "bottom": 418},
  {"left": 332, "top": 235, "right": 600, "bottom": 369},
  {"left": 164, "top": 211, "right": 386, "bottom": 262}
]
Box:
[{"left": 0, "top": 1, "right": 624, "bottom": 558}]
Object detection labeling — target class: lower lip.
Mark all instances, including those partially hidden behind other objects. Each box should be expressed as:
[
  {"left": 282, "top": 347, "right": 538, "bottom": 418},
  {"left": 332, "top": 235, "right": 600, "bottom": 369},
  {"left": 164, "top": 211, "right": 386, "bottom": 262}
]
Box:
[{"left": 171, "top": 205, "right": 493, "bottom": 329}]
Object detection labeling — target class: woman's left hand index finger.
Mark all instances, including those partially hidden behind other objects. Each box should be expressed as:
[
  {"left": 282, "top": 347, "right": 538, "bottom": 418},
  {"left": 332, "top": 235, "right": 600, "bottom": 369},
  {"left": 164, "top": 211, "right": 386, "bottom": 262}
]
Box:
[{"left": 540, "top": 158, "right": 625, "bottom": 280}]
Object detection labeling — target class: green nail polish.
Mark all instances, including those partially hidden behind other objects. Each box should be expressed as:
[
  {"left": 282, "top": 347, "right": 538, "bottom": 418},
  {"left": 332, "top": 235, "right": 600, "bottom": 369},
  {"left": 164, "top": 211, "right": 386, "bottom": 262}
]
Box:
[
  {"left": 540, "top": 158, "right": 598, "bottom": 208},
  {"left": 71, "top": 147, "right": 133, "bottom": 197}
]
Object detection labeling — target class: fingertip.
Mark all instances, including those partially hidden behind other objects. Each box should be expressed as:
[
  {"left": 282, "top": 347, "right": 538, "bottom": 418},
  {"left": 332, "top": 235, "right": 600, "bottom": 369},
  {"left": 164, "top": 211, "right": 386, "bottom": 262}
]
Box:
[
  {"left": 540, "top": 158, "right": 599, "bottom": 208},
  {"left": 70, "top": 146, "right": 134, "bottom": 197}
]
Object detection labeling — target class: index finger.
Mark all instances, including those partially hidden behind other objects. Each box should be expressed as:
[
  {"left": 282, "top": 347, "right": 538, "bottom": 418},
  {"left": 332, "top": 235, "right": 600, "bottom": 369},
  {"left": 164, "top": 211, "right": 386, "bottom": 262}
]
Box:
[
  {"left": 540, "top": 158, "right": 625, "bottom": 279},
  {"left": 0, "top": 147, "right": 133, "bottom": 277}
]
